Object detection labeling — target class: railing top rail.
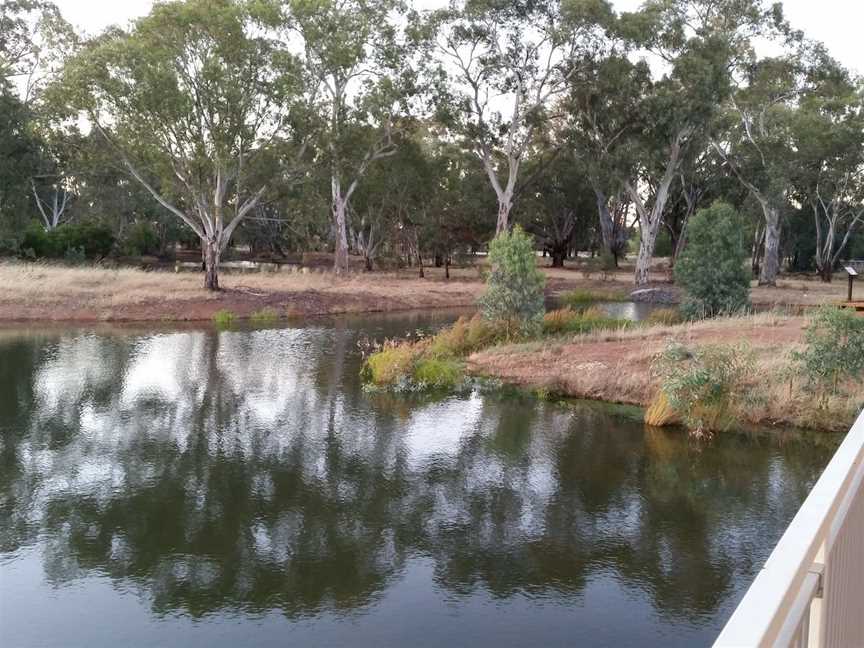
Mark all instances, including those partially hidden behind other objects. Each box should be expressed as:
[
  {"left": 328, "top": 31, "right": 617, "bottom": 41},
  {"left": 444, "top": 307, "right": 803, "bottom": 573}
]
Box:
[{"left": 714, "top": 411, "right": 864, "bottom": 648}]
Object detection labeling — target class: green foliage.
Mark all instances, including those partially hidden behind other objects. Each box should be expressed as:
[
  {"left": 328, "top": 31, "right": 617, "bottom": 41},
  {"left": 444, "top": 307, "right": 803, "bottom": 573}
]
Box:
[
  {"left": 654, "top": 342, "right": 755, "bottom": 435},
  {"left": 412, "top": 358, "right": 462, "bottom": 389},
  {"left": 362, "top": 342, "right": 421, "bottom": 386},
  {"left": 674, "top": 202, "right": 750, "bottom": 319},
  {"left": 121, "top": 222, "right": 160, "bottom": 257},
  {"left": 793, "top": 307, "right": 864, "bottom": 399},
  {"left": 213, "top": 309, "right": 236, "bottom": 328},
  {"left": 479, "top": 226, "right": 546, "bottom": 335},
  {"left": 21, "top": 221, "right": 115, "bottom": 259}
]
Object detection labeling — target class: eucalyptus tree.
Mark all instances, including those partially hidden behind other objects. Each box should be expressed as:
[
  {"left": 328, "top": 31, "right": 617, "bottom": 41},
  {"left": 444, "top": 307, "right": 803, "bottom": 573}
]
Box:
[
  {"left": 564, "top": 53, "right": 650, "bottom": 264},
  {"left": 58, "top": 0, "right": 310, "bottom": 290},
  {"left": 611, "top": 0, "right": 777, "bottom": 285},
  {"left": 0, "top": 0, "right": 76, "bottom": 105},
  {"left": 280, "top": 0, "right": 415, "bottom": 274},
  {"left": 420, "top": 0, "right": 612, "bottom": 235},
  {"left": 789, "top": 55, "right": 864, "bottom": 281}
]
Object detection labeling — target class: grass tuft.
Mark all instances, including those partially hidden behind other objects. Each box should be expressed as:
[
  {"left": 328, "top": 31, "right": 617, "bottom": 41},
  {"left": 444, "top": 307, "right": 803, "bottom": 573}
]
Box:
[
  {"left": 250, "top": 308, "right": 279, "bottom": 325},
  {"left": 213, "top": 309, "right": 236, "bottom": 328}
]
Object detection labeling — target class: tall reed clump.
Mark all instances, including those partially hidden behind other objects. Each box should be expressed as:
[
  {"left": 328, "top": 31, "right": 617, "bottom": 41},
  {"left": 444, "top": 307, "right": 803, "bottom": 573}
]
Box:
[
  {"left": 542, "top": 306, "right": 631, "bottom": 336},
  {"left": 649, "top": 342, "right": 755, "bottom": 436}
]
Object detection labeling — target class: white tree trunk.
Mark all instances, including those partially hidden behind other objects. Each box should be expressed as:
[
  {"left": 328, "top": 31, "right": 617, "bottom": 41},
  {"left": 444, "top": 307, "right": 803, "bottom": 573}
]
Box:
[
  {"left": 635, "top": 217, "right": 662, "bottom": 286},
  {"left": 333, "top": 197, "right": 350, "bottom": 274},
  {"left": 203, "top": 235, "right": 221, "bottom": 291},
  {"left": 759, "top": 203, "right": 781, "bottom": 287}
]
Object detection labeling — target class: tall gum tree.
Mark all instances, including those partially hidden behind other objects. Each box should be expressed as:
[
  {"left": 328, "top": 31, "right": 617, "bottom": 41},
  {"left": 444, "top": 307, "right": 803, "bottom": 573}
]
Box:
[
  {"left": 790, "top": 51, "right": 864, "bottom": 282},
  {"left": 420, "top": 0, "right": 611, "bottom": 235},
  {"left": 614, "top": 0, "right": 780, "bottom": 286},
  {"left": 282, "top": 0, "right": 414, "bottom": 274},
  {"left": 57, "top": 0, "right": 308, "bottom": 290}
]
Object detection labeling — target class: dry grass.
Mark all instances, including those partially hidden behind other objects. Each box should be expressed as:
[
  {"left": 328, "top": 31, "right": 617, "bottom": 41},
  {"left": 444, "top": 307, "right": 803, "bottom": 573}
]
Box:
[
  {"left": 0, "top": 261, "right": 486, "bottom": 321},
  {"left": 469, "top": 312, "right": 863, "bottom": 432}
]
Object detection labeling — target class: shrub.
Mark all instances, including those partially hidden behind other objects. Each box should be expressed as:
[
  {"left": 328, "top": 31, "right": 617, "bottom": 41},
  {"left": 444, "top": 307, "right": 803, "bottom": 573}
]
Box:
[
  {"left": 122, "top": 221, "right": 160, "bottom": 256},
  {"left": 412, "top": 358, "right": 462, "bottom": 389},
  {"left": 646, "top": 307, "right": 683, "bottom": 326},
  {"left": 213, "top": 309, "right": 236, "bottom": 328},
  {"left": 674, "top": 202, "right": 750, "bottom": 319},
  {"left": 21, "top": 221, "right": 115, "bottom": 260},
  {"left": 793, "top": 306, "right": 864, "bottom": 401},
  {"left": 479, "top": 226, "right": 546, "bottom": 336},
  {"left": 653, "top": 342, "right": 754, "bottom": 435}
]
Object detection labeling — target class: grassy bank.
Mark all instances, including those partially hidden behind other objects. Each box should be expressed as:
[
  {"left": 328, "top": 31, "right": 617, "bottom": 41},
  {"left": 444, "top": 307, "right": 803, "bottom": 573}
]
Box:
[{"left": 468, "top": 312, "right": 863, "bottom": 433}]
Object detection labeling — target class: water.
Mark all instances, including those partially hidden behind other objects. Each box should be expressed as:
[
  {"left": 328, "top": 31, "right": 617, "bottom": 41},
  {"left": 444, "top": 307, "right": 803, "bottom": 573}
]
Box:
[{"left": 0, "top": 313, "right": 840, "bottom": 647}]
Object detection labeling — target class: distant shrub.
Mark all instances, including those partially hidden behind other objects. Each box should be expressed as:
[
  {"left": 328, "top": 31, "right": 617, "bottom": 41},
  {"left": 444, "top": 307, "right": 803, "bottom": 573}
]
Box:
[
  {"left": 646, "top": 308, "right": 683, "bottom": 326},
  {"left": 213, "top": 309, "right": 236, "bottom": 328},
  {"left": 122, "top": 221, "right": 160, "bottom": 256},
  {"left": 479, "top": 226, "right": 545, "bottom": 336},
  {"left": 21, "top": 221, "right": 115, "bottom": 260},
  {"left": 674, "top": 202, "right": 750, "bottom": 319},
  {"left": 793, "top": 306, "right": 864, "bottom": 402},
  {"left": 653, "top": 342, "right": 754, "bottom": 435},
  {"left": 412, "top": 358, "right": 462, "bottom": 389}
]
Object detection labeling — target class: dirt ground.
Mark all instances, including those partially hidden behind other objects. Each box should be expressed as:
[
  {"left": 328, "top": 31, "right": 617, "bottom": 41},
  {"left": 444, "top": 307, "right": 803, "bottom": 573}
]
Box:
[{"left": 0, "top": 257, "right": 854, "bottom": 322}]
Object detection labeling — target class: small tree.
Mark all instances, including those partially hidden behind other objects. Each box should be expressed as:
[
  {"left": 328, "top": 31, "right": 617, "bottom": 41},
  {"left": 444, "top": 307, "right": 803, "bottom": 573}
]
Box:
[
  {"left": 479, "top": 226, "right": 545, "bottom": 336},
  {"left": 794, "top": 306, "right": 864, "bottom": 403},
  {"left": 674, "top": 201, "right": 750, "bottom": 319}
]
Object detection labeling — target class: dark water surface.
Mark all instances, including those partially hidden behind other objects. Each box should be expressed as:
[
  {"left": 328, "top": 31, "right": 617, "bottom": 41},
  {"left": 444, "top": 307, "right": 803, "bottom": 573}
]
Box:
[{"left": 0, "top": 312, "right": 840, "bottom": 647}]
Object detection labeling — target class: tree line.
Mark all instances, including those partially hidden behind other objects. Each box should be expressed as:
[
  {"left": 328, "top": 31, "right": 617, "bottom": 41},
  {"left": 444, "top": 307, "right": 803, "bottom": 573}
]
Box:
[{"left": 1, "top": 0, "right": 863, "bottom": 289}]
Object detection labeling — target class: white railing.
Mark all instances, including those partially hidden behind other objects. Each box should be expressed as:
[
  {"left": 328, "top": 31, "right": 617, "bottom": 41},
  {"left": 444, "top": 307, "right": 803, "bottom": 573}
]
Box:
[{"left": 715, "top": 411, "right": 864, "bottom": 648}]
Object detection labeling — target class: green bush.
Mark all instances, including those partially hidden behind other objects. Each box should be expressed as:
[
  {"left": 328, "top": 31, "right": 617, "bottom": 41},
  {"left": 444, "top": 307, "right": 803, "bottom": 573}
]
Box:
[
  {"left": 479, "top": 226, "right": 546, "bottom": 336},
  {"left": 122, "top": 221, "right": 160, "bottom": 256},
  {"left": 654, "top": 342, "right": 754, "bottom": 435},
  {"left": 21, "top": 221, "right": 115, "bottom": 260},
  {"left": 412, "top": 358, "right": 462, "bottom": 389},
  {"left": 793, "top": 306, "right": 864, "bottom": 400},
  {"left": 674, "top": 202, "right": 750, "bottom": 319}
]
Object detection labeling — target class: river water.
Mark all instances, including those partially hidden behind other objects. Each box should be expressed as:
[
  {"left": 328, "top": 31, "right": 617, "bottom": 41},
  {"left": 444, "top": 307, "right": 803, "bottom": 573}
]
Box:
[{"left": 0, "top": 312, "right": 839, "bottom": 647}]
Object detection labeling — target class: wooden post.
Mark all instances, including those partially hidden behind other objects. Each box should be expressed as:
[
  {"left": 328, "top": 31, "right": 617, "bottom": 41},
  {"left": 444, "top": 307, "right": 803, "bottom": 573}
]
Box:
[{"left": 845, "top": 266, "right": 858, "bottom": 303}]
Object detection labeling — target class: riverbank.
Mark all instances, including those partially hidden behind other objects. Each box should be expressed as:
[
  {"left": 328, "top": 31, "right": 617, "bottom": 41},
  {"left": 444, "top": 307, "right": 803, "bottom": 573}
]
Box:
[
  {"left": 468, "top": 312, "right": 863, "bottom": 433},
  {"left": 0, "top": 260, "right": 854, "bottom": 322}
]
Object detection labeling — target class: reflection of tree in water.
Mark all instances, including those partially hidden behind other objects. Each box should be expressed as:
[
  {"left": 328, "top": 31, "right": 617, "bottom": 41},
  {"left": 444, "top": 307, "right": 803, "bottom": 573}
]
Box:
[{"left": 0, "top": 327, "right": 837, "bottom": 622}]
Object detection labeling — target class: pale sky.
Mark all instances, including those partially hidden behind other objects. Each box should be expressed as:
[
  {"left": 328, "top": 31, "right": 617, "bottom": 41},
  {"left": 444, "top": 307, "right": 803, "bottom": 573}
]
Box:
[{"left": 53, "top": 0, "right": 864, "bottom": 74}]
